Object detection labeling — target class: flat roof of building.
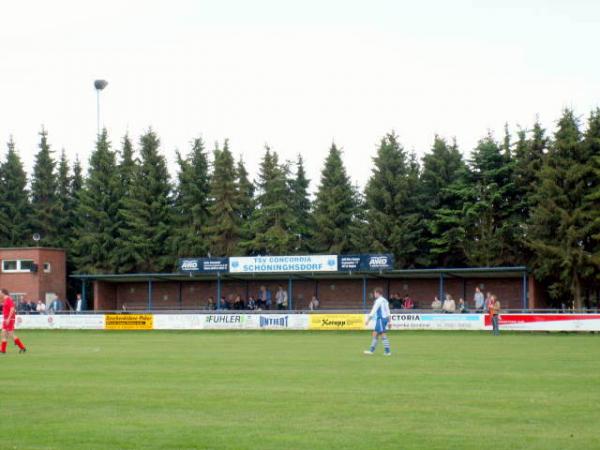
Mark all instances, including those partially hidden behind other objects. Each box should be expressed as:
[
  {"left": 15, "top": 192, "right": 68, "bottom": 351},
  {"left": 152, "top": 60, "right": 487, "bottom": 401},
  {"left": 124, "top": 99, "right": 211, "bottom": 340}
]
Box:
[
  {"left": 71, "top": 266, "right": 528, "bottom": 283},
  {"left": 0, "top": 247, "right": 66, "bottom": 252}
]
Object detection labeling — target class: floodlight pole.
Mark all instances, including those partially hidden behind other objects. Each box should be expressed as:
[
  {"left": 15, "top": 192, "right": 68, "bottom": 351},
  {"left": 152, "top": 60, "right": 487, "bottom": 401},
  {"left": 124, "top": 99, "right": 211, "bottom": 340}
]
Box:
[{"left": 94, "top": 80, "right": 108, "bottom": 136}]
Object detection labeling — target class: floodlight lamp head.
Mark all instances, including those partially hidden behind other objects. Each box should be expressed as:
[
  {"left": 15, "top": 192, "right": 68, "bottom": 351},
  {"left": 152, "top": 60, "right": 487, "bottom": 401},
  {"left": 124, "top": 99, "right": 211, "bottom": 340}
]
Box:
[{"left": 94, "top": 79, "right": 108, "bottom": 90}]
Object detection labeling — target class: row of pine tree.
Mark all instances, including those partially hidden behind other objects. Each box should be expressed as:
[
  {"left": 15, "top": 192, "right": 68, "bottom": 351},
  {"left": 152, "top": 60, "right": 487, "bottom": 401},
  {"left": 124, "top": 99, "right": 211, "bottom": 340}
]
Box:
[{"left": 1, "top": 109, "right": 599, "bottom": 307}]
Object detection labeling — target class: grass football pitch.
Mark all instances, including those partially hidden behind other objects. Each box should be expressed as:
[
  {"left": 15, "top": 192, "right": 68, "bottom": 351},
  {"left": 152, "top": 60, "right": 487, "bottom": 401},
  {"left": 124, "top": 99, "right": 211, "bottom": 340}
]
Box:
[{"left": 1, "top": 330, "right": 599, "bottom": 450}]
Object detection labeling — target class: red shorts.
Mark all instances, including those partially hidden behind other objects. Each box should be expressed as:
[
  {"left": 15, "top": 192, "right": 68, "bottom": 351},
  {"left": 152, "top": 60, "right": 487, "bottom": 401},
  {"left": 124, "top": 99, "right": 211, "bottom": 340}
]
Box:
[{"left": 2, "top": 319, "right": 15, "bottom": 332}]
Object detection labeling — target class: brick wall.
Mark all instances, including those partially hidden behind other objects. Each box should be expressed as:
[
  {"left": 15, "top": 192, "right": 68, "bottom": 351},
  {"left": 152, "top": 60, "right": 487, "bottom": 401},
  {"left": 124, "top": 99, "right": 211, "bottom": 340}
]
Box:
[
  {"left": 102, "top": 276, "right": 527, "bottom": 310},
  {"left": 94, "top": 281, "right": 117, "bottom": 310},
  {"left": 0, "top": 248, "right": 66, "bottom": 302}
]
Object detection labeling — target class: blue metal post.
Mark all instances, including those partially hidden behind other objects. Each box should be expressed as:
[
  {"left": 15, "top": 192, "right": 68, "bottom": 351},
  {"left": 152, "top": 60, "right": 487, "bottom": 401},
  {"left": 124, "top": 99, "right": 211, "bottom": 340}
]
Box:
[
  {"left": 147, "top": 280, "right": 153, "bottom": 311},
  {"left": 362, "top": 276, "right": 367, "bottom": 310},
  {"left": 178, "top": 282, "right": 183, "bottom": 310},
  {"left": 439, "top": 273, "right": 445, "bottom": 303},
  {"left": 522, "top": 272, "right": 528, "bottom": 310},
  {"left": 217, "top": 273, "right": 222, "bottom": 309},
  {"left": 81, "top": 281, "right": 87, "bottom": 311},
  {"left": 288, "top": 277, "right": 293, "bottom": 311}
]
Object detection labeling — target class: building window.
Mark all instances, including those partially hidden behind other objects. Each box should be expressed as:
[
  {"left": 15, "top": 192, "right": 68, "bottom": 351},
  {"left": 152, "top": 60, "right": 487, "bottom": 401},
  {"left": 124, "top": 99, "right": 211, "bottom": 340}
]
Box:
[
  {"left": 2, "top": 259, "right": 36, "bottom": 273},
  {"left": 2, "top": 260, "right": 17, "bottom": 271},
  {"left": 43, "top": 262, "right": 52, "bottom": 273}
]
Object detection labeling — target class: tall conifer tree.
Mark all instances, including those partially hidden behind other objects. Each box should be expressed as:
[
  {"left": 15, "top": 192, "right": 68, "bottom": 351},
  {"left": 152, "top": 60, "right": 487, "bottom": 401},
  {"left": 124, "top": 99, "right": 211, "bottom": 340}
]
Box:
[
  {"left": 72, "top": 129, "right": 120, "bottom": 273},
  {"left": 289, "top": 155, "right": 311, "bottom": 251},
  {"left": 171, "top": 137, "right": 211, "bottom": 258},
  {"left": 206, "top": 141, "right": 242, "bottom": 256},
  {"left": 528, "top": 109, "right": 597, "bottom": 307},
  {"left": 30, "top": 128, "right": 59, "bottom": 246},
  {"left": 365, "top": 132, "right": 424, "bottom": 267},
  {"left": 311, "top": 143, "right": 358, "bottom": 253},
  {"left": 247, "top": 147, "right": 297, "bottom": 254},
  {"left": 0, "top": 138, "right": 31, "bottom": 246},
  {"left": 118, "top": 130, "right": 173, "bottom": 272},
  {"left": 420, "top": 136, "right": 467, "bottom": 266}
]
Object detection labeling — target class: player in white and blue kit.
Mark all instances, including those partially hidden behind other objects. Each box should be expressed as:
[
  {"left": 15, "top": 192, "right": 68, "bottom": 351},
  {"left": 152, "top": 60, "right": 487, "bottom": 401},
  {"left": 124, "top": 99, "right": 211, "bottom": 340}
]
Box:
[{"left": 364, "top": 287, "right": 391, "bottom": 356}]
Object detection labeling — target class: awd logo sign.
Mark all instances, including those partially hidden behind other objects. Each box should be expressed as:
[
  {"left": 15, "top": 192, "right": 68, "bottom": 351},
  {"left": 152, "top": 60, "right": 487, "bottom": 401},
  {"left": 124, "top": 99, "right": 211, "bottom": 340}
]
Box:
[{"left": 259, "top": 315, "right": 289, "bottom": 328}]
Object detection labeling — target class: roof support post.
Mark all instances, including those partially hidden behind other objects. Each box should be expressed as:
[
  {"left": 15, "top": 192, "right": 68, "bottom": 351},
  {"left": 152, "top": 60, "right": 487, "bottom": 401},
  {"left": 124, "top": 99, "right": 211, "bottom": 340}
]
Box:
[
  {"left": 439, "top": 273, "right": 445, "bottom": 304},
  {"left": 82, "top": 280, "right": 87, "bottom": 311},
  {"left": 178, "top": 281, "right": 183, "bottom": 310},
  {"left": 148, "top": 280, "right": 153, "bottom": 311},
  {"left": 288, "top": 277, "right": 293, "bottom": 311},
  {"left": 522, "top": 271, "right": 528, "bottom": 310},
  {"left": 362, "top": 276, "right": 367, "bottom": 310},
  {"left": 217, "top": 273, "right": 222, "bottom": 310}
]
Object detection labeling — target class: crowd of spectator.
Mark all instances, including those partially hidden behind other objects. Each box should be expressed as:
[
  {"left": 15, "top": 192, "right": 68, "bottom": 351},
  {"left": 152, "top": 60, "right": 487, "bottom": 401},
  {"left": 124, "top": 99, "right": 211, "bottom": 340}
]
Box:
[
  {"left": 209, "top": 285, "right": 316, "bottom": 311},
  {"left": 17, "top": 300, "right": 48, "bottom": 314}
]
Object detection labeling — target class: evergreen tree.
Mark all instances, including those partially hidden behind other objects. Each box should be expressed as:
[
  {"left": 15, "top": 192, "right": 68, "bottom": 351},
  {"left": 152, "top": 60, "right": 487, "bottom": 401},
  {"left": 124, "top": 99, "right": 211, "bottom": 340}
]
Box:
[
  {"left": 118, "top": 130, "right": 173, "bottom": 272},
  {"left": 30, "top": 128, "right": 59, "bottom": 246},
  {"left": 585, "top": 109, "right": 600, "bottom": 296},
  {"left": 205, "top": 141, "right": 242, "bottom": 256},
  {"left": 513, "top": 120, "right": 548, "bottom": 262},
  {"left": 236, "top": 156, "right": 255, "bottom": 249},
  {"left": 311, "top": 143, "right": 359, "bottom": 253},
  {"left": 111, "top": 134, "right": 140, "bottom": 271},
  {"left": 55, "top": 149, "right": 73, "bottom": 249},
  {"left": 247, "top": 147, "right": 298, "bottom": 254},
  {"left": 289, "top": 155, "right": 311, "bottom": 251},
  {"left": 420, "top": 136, "right": 468, "bottom": 267},
  {"left": 462, "top": 132, "right": 518, "bottom": 266},
  {"left": 0, "top": 138, "right": 31, "bottom": 246},
  {"left": 528, "top": 109, "right": 598, "bottom": 307},
  {"left": 170, "top": 137, "right": 211, "bottom": 259},
  {"left": 72, "top": 129, "right": 120, "bottom": 273},
  {"left": 365, "top": 132, "right": 424, "bottom": 267}
]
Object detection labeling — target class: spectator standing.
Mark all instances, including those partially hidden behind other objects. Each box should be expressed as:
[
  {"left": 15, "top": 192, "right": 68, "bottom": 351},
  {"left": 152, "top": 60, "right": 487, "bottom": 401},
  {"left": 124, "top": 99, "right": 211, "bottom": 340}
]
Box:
[
  {"left": 36, "top": 301, "right": 46, "bottom": 314},
  {"left": 275, "top": 286, "right": 288, "bottom": 310},
  {"left": 75, "top": 294, "right": 83, "bottom": 313},
  {"left": 474, "top": 287, "right": 484, "bottom": 312},
  {"left": 402, "top": 295, "right": 414, "bottom": 310},
  {"left": 484, "top": 292, "right": 492, "bottom": 312},
  {"left": 442, "top": 294, "right": 456, "bottom": 313},
  {"left": 258, "top": 286, "right": 272, "bottom": 310},
  {"left": 206, "top": 296, "right": 215, "bottom": 310},
  {"left": 233, "top": 295, "right": 245, "bottom": 310},
  {"left": 431, "top": 296, "right": 442, "bottom": 311},
  {"left": 308, "top": 295, "right": 320, "bottom": 311},
  {"left": 220, "top": 296, "right": 229, "bottom": 310},
  {"left": 490, "top": 295, "right": 501, "bottom": 336}
]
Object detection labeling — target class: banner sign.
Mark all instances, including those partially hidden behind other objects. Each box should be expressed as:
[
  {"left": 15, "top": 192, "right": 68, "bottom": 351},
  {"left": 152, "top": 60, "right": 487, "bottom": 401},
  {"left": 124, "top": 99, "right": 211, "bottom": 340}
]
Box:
[
  {"left": 229, "top": 255, "right": 338, "bottom": 273},
  {"left": 14, "top": 313, "right": 600, "bottom": 332},
  {"left": 484, "top": 314, "right": 600, "bottom": 331},
  {"left": 389, "top": 313, "right": 483, "bottom": 330},
  {"left": 178, "top": 258, "right": 229, "bottom": 273},
  {"left": 105, "top": 314, "right": 153, "bottom": 330},
  {"left": 338, "top": 254, "right": 394, "bottom": 271},
  {"left": 309, "top": 314, "right": 366, "bottom": 330},
  {"left": 203, "top": 314, "right": 254, "bottom": 329},
  {"left": 153, "top": 314, "right": 204, "bottom": 330},
  {"left": 16, "top": 314, "right": 105, "bottom": 330}
]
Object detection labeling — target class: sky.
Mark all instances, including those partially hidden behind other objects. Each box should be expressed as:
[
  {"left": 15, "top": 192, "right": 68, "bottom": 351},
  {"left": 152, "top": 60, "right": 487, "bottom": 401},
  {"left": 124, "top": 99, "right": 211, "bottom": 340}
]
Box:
[{"left": 1, "top": 0, "right": 599, "bottom": 191}]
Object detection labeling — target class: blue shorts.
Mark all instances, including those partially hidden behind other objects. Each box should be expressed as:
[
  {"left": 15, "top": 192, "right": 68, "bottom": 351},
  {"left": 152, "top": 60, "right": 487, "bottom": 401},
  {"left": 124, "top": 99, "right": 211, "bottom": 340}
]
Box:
[{"left": 374, "top": 317, "right": 389, "bottom": 334}]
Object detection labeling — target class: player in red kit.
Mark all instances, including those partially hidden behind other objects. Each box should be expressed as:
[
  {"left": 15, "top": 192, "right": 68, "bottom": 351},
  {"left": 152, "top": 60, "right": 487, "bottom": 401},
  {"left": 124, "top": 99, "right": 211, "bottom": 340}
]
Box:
[{"left": 1, "top": 288, "right": 26, "bottom": 354}]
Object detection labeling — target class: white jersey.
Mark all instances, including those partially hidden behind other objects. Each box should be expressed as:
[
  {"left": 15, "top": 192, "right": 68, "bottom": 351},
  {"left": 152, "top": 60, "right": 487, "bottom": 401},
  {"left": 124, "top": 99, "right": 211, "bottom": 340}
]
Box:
[{"left": 367, "top": 296, "right": 390, "bottom": 322}]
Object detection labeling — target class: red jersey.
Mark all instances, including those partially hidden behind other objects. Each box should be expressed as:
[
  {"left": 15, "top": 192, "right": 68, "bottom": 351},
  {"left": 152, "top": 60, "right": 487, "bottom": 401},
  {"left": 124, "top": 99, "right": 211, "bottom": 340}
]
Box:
[{"left": 2, "top": 296, "right": 15, "bottom": 319}]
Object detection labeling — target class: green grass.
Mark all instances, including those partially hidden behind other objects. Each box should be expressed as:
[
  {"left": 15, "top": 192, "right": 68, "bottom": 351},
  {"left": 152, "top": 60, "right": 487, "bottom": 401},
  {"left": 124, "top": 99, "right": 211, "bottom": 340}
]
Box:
[{"left": 1, "top": 331, "right": 599, "bottom": 450}]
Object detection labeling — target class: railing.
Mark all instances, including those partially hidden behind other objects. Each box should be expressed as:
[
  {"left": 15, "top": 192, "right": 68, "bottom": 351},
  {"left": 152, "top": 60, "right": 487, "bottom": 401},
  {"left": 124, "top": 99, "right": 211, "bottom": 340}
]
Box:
[{"left": 17, "top": 308, "right": 600, "bottom": 315}]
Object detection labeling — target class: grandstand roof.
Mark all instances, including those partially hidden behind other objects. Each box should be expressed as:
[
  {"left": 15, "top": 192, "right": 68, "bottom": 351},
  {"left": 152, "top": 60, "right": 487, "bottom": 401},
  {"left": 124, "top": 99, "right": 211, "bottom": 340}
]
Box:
[{"left": 71, "top": 266, "right": 528, "bottom": 283}]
